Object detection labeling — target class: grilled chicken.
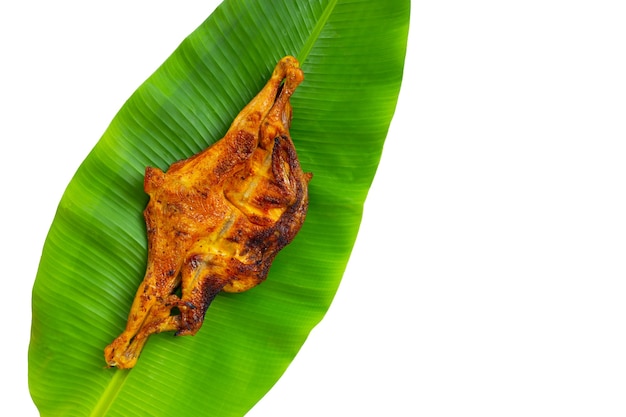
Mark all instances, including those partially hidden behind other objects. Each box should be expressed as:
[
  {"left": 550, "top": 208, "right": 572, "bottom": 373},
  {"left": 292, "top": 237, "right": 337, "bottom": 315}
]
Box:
[{"left": 105, "top": 56, "right": 311, "bottom": 369}]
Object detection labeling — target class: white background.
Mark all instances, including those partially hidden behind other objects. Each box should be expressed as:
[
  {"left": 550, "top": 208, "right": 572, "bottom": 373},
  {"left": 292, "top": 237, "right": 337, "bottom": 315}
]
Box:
[{"left": 2, "top": 1, "right": 626, "bottom": 415}]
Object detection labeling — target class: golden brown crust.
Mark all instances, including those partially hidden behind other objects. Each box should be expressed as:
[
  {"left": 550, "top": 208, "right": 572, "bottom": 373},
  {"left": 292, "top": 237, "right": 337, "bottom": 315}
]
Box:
[{"left": 104, "top": 56, "right": 311, "bottom": 369}]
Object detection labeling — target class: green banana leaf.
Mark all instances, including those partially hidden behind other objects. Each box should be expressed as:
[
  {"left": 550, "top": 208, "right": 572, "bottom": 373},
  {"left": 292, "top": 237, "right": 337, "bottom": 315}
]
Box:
[{"left": 29, "top": 0, "right": 409, "bottom": 415}]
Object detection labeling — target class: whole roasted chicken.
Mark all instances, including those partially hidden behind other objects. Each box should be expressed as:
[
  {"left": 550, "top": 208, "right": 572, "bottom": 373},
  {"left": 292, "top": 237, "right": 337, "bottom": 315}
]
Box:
[{"left": 105, "top": 56, "right": 311, "bottom": 369}]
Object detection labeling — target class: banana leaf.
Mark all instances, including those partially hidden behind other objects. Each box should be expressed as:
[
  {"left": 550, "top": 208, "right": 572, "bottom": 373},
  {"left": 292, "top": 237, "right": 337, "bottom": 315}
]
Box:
[{"left": 29, "top": 0, "right": 409, "bottom": 415}]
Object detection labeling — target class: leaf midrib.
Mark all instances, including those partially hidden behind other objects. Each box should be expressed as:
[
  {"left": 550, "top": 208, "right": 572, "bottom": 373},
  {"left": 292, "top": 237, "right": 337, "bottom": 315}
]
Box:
[
  {"left": 89, "top": 0, "right": 339, "bottom": 415},
  {"left": 90, "top": 370, "right": 130, "bottom": 417},
  {"left": 297, "top": 0, "right": 338, "bottom": 65}
]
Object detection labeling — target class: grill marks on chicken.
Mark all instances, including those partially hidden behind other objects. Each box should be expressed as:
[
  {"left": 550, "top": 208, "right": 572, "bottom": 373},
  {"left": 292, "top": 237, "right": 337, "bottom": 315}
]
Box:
[{"left": 104, "top": 56, "right": 311, "bottom": 369}]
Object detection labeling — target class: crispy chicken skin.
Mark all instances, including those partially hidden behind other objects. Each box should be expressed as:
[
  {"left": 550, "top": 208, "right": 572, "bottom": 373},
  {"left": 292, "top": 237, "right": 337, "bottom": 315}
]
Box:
[{"left": 104, "top": 56, "right": 311, "bottom": 369}]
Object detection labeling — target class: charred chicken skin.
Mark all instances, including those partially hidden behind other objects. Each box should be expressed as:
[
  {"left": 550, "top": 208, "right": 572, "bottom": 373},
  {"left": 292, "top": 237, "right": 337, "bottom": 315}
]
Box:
[{"left": 104, "top": 56, "right": 311, "bottom": 369}]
